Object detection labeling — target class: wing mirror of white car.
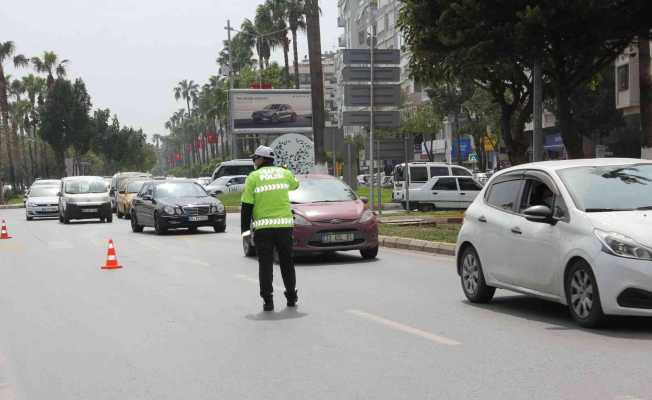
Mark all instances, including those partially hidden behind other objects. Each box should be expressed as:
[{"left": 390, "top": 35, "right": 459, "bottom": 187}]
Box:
[
  {"left": 360, "top": 197, "right": 369, "bottom": 205},
  {"left": 523, "top": 205, "right": 555, "bottom": 224}
]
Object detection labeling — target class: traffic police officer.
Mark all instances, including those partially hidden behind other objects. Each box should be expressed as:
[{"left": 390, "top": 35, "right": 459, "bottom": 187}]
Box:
[{"left": 241, "top": 146, "right": 300, "bottom": 311}]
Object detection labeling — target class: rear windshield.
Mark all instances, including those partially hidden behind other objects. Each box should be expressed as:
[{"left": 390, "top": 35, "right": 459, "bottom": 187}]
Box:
[
  {"left": 126, "top": 181, "right": 146, "bottom": 193},
  {"left": 214, "top": 165, "right": 254, "bottom": 179},
  {"left": 65, "top": 180, "right": 108, "bottom": 194}
]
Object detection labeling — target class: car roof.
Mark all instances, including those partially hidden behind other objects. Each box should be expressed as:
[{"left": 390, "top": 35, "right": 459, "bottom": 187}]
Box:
[
  {"left": 498, "top": 158, "right": 651, "bottom": 175},
  {"left": 61, "top": 176, "right": 104, "bottom": 181}
]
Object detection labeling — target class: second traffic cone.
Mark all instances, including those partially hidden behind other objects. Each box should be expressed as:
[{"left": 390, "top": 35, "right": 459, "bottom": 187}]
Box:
[
  {"left": 101, "top": 239, "right": 122, "bottom": 270},
  {"left": 0, "top": 220, "right": 11, "bottom": 240}
]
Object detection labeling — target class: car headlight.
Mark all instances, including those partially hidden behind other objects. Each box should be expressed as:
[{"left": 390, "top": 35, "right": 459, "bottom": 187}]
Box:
[
  {"left": 293, "top": 214, "right": 312, "bottom": 226},
  {"left": 215, "top": 203, "right": 224, "bottom": 213},
  {"left": 175, "top": 207, "right": 184, "bottom": 215},
  {"left": 164, "top": 206, "right": 176, "bottom": 215},
  {"left": 359, "top": 209, "right": 376, "bottom": 223},
  {"left": 595, "top": 229, "right": 652, "bottom": 261},
  {"left": 27, "top": 201, "right": 36, "bottom": 207}
]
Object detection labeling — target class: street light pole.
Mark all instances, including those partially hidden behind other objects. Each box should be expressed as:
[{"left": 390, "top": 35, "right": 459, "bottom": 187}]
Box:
[
  {"left": 368, "top": 0, "right": 375, "bottom": 212},
  {"left": 226, "top": 19, "right": 235, "bottom": 160}
]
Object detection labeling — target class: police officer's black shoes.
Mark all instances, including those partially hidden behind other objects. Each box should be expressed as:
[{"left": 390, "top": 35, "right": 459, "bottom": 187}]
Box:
[
  {"left": 263, "top": 298, "right": 274, "bottom": 312},
  {"left": 285, "top": 290, "right": 298, "bottom": 307}
]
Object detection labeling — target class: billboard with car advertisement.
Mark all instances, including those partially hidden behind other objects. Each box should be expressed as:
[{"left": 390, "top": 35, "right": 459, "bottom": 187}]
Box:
[{"left": 230, "top": 89, "right": 313, "bottom": 134}]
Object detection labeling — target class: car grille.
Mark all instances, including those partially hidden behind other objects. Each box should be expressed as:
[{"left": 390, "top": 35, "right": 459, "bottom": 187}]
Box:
[
  {"left": 183, "top": 206, "right": 210, "bottom": 216},
  {"left": 315, "top": 218, "right": 357, "bottom": 224},
  {"left": 33, "top": 203, "right": 58, "bottom": 207}
]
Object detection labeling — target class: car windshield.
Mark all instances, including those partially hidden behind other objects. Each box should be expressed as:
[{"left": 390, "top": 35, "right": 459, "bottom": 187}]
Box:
[
  {"left": 126, "top": 181, "right": 146, "bottom": 193},
  {"left": 558, "top": 164, "right": 652, "bottom": 211},
  {"left": 289, "top": 179, "right": 357, "bottom": 204},
  {"left": 155, "top": 182, "right": 207, "bottom": 198},
  {"left": 28, "top": 186, "right": 59, "bottom": 197},
  {"left": 209, "top": 177, "right": 231, "bottom": 186},
  {"left": 264, "top": 104, "right": 280, "bottom": 110},
  {"left": 64, "top": 179, "right": 108, "bottom": 194}
]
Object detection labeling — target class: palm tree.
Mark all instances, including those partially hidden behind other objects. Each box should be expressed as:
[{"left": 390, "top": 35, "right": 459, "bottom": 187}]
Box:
[
  {"left": 9, "top": 79, "right": 28, "bottom": 184},
  {"left": 266, "top": 0, "right": 291, "bottom": 88},
  {"left": 287, "top": 0, "right": 306, "bottom": 89},
  {"left": 31, "top": 51, "right": 68, "bottom": 89},
  {"left": 173, "top": 80, "right": 199, "bottom": 117},
  {"left": 254, "top": 4, "right": 275, "bottom": 71},
  {"left": 21, "top": 74, "right": 46, "bottom": 179},
  {"left": 0, "top": 41, "right": 29, "bottom": 201}
]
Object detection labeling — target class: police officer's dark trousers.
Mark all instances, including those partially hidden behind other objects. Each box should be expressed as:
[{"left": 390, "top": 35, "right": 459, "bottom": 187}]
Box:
[{"left": 254, "top": 227, "right": 296, "bottom": 301}]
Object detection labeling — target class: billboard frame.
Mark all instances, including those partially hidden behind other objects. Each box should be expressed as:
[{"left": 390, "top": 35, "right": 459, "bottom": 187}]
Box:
[{"left": 229, "top": 89, "right": 313, "bottom": 135}]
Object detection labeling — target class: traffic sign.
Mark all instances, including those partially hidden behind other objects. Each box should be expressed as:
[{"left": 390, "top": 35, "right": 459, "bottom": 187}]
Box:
[
  {"left": 342, "top": 49, "right": 401, "bottom": 65},
  {"left": 344, "top": 85, "right": 401, "bottom": 107},
  {"left": 342, "top": 111, "right": 400, "bottom": 128},
  {"left": 468, "top": 153, "right": 479, "bottom": 162},
  {"left": 342, "top": 66, "right": 401, "bottom": 83}
]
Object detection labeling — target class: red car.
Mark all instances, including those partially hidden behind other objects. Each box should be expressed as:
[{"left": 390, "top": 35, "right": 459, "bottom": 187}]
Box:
[{"left": 243, "top": 175, "right": 379, "bottom": 259}]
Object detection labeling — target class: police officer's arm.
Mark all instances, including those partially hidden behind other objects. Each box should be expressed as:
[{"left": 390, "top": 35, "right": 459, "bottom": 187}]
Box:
[
  {"left": 287, "top": 170, "right": 300, "bottom": 191},
  {"left": 240, "top": 175, "right": 255, "bottom": 233}
]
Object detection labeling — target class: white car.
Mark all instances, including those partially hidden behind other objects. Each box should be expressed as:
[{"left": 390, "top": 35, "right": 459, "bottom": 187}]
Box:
[
  {"left": 406, "top": 176, "right": 483, "bottom": 211},
  {"left": 25, "top": 185, "right": 60, "bottom": 220},
  {"left": 205, "top": 175, "right": 247, "bottom": 196},
  {"left": 456, "top": 158, "right": 652, "bottom": 328}
]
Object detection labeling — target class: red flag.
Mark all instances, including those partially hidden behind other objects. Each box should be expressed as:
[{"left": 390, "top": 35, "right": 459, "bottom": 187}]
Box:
[{"left": 207, "top": 132, "right": 217, "bottom": 144}]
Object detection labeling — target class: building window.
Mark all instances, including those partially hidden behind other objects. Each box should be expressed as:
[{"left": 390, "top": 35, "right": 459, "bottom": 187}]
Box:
[
  {"left": 617, "top": 64, "right": 629, "bottom": 91},
  {"left": 358, "top": 30, "right": 366, "bottom": 46}
]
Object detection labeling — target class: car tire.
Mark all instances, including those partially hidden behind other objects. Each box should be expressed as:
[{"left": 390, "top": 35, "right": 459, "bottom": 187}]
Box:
[
  {"left": 131, "top": 213, "right": 144, "bottom": 233},
  {"left": 214, "top": 222, "right": 226, "bottom": 233},
  {"left": 154, "top": 213, "right": 166, "bottom": 235},
  {"left": 360, "top": 246, "right": 379, "bottom": 260},
  {"left": 418, "top": 203, "right": 435, "bottom": 212},
  {"left": 117, "top": 209, "right": 124, "bottom": 219},
  {"left": 26, "top": 215, "right": 33, "bottom": 221},
  {"left": 62, "top": 211, "right": 70, "bottom": 224},
  {"left": 401, "top": 201, "right": 418, "bottom": 211},
  {"left": 243, "top": 237, "right": 256, "bottom": 257},
  {"left": 106, "top": 215, "right": 113, "bottom": 223},
  {"left": 459, "top": 246, "right": 495, "bottom": 303},
  {"left": 565, "top": 259, "right": 606, "bottom": 328}
]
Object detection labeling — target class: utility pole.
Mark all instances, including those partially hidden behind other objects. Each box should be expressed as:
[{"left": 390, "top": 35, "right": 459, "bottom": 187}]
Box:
[
  {"left": 367, "top": 0, "right": 376, "bottom": 211},
  {"left": 305, "top": 0, "right": 326, "bottom": 165},
  {"left": 532, "top": 61, "right": 544, "bottom": 162},
  {"left": 226, "top": 19, "right": 235, "bottom": 160}
]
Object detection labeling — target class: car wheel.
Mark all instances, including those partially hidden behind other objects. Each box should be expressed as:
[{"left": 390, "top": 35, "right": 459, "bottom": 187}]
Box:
[
  {"left": 59, "top": 213, "right": 64, "bottom": 223},
  {"left": 62, "top": 211, "right": 70, "bottom": 224},
  {"left": 117, "top": 209, "right": 124, "bottom": 219},
  {"left": 243, "top": 237, "right": 256, "bottom": 257},
  {"left": 214, "top": 222, "right": 226, "bottom": 233},
  {"left": 154, "top": 213, "right": 166, "bottom": 235},
  {"left": 360, "top": 246, "right": 378, "bottom": 260},
  {"left": 565, "top": 260, "right": 606, "bottom": 328},
  {"left": 459, "top": 246, "right": 495, "bottom": 303},
  {"left": 418, "top": 203, "right": 435, "bottom": 212},
  {"left": 26, "top": 215, "right": 33, "bottom": 221},
  {"left": 131, "top": 213, "right": 144, "bottom": 233},
  {"left": 106, "top": 215, "right": 113, "bottom": 223}
]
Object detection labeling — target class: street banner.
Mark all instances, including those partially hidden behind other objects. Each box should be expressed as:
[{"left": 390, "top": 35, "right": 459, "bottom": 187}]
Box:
[{"left": 230, "top": 89, "right": 313, "bottom": 135}]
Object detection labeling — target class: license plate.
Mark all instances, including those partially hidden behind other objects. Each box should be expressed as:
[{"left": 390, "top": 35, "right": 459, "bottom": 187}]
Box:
[
  {"left": 82, "top": 208, "right": 98, "bottom": 213},
  {"left": 189, "top": 215, "right": 208, "bottom": 222},
  {"left": 322, "top": 232, "right": 354, "bottom": 243}
]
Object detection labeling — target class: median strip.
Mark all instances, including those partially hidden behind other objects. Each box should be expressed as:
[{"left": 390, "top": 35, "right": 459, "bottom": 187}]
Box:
[{"left": 347, "top": 309, "right": 461, "bottom": 346}]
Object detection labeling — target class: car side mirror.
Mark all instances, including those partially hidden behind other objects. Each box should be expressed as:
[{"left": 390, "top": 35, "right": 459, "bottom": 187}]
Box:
[
  {"left": 226, "top": 182, "right": 232, "bottom": 187},
  {"left": 360, "top": 197, "right": 369, "bottom": 205},
  {"left": 523, "top": 205, "right": 554, "bottom": 224},
  {"left": 56, "top": 192, "right": 62, "bottom": 197},
  {"left": 119, "top": 190, "right": 126, "bottom": 194},
  {"left": 142, "top": 194, "right": 152, "bottom": 201}
]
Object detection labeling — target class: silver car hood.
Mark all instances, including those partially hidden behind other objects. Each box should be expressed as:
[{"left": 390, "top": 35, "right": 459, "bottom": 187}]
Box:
[{"left": 28, "top": 196, "right": 59, "bottom": 204}]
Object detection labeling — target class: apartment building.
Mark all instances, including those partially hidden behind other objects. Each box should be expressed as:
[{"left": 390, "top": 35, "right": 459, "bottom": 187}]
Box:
[{"left": 298, "top": 52, "right": 338, "bottom": 127}]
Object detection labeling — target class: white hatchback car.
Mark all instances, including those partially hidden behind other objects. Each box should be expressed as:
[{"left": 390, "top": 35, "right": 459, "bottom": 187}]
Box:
[{"left": 456, "top": 158, "right": 652, "bottom": 328}]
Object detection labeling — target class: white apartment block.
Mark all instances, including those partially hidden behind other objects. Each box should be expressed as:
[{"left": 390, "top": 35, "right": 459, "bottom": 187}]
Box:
[{"left": 615, "top": 40, "right": 651, "bottom": 116}]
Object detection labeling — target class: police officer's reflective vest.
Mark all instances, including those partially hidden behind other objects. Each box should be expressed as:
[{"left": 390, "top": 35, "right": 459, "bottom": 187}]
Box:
[{"left": 241, "top": 166, "right": 299, "bottom": 230}]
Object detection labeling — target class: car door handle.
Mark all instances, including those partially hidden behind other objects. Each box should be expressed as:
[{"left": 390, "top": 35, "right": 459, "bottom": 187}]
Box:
[
  {"left": 460, "top": 192, "right": 466, "bottom": 195},
  {"left": 511, "top": 227, "right": 522, "bottom": 235},
  {"left": 432, "top": 192, "right": 438, "bottom": 195},
  {"left": 478, "top": 216, "right": 487, "bottom": 223}
]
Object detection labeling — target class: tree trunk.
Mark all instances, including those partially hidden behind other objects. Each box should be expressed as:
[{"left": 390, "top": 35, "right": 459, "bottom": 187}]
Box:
[
  {"left": 556, "top": 85, "right": 583, "bottom": 158},
  {"left": 305, "top": 0, "right": 326, "bottom": 164},
  {"left": 0, "top": 64, "right": 8, "bottom": 202},
  {"left": 639, "top": 36, "right": 651, "bottom": 150},
  {"left": 292, "top": 29, "right": 300, "bottom": 89},
  {"left": 283, "top": 40, "right": 291, "bottom": 88}
]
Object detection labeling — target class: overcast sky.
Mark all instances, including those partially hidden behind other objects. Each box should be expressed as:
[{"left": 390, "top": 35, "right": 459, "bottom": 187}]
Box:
[{"left": 2, "top": 0, "right": 339, "bottom": 139}]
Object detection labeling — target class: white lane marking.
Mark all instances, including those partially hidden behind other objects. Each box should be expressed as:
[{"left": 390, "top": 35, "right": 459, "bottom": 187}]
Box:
[
  {"left": 615, "top": 396, "right": 645, "bottom": 400},
  {"left": 347, "top": 309, "right": 461, "bottom": 346},
  {"left": 234, "top": 274, "right": 284, "bottom": 292}
]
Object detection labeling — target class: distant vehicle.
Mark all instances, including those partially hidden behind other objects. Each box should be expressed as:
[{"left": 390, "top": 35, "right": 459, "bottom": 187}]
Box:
[
  {"left": 406, "top": 176, "right": 483, "bottom": 211},
  {"left": 205, "top": 175, "right": 247, "bottom": 196},
  {"left": 357, "top": 174, "right": 393, "bottom": 187},
  {"left": 58, "top": 176, "right": 112, "bottom": 224},
  {"left": 25, "top": 185, "right": 60, "bottom": 220},
  {"left": 25, "top": 179, "right": 61, "bottom": 204},
  {"left": 195, "top": 177, "right": 212, "bottom": 187},
  {"left": 116, "top": 179, "right": 149, "bottom": 219},
  {"left": 110, "top": 172, "right": 151, "bottom": 212},
  {"left": 130, "top": 180, "right": 226, "bottom": 235},
  {"left": 251, "top": 104, "right": 297, "bottom": 124},
  {"left": 457, "top": 158, "right": 652, "bottom": 328},
  {"left": 392, "top": 162, "right": 474, "bottom": 202},
  {"left": 210, "top": 159, "right": 255, "bottom": 182},
  {"left": 243, "top": 175, "right": 378, "bottom": 260}
]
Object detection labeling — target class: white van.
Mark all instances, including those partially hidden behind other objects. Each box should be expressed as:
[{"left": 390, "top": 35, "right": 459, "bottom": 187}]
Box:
[
  {"left": 392, "top": 162, "right": 474, "bottom": 201},
  {"left": 406, "top": 176, "right": 483, "bottom": 211},
  {"left": 210, "top": 159, "right": 255, "bottom": 182}
]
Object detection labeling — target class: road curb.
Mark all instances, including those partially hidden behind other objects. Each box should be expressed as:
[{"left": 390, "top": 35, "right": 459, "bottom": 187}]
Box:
[
  {"left": 0, "top": 204, "right": 24, "bottom": 210},
  {"left": 379, "top": 235, "right": 455, "bottom": 257}
]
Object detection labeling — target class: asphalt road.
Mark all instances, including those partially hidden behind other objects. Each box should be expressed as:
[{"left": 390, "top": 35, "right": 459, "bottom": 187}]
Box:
[{"left": 1, "top": 209, "right": 652, "bottom": 400}]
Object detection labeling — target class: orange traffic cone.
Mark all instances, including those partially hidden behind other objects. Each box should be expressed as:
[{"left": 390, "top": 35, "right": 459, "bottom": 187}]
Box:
[
  {"left": 101, "top": 239, "right": 122, "bottom": 270},
  {"left": 0, "top": 220, "right": 11, "bottom": 240}
]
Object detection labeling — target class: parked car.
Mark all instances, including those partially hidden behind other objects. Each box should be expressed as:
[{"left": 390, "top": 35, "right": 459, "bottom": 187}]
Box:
[
  {"left": 58, "top": 176, "right": 112, "bottom": 224},
  {"left": 195, "top": 177, "right": 212, "bottom": 187},
  {"left": 211, "top": 159, "right": 255, "bottom": 182},
  {"left": 456, "top": 158, "right": 652, "bottom": 328},
  {"left": 392, "top": 162, "right": 474, "bottom": 202},
  {"left": 25, "top": 185, "right": 60, "bottom": 220},
  {"left": 205, "top": 175, "right": 247, "bottom": 196},
  {"left": 252, "top": 104, "right": 297, "bottom": 124},
  {"left": 406, "top": 176, "right": 483, "bottom": 211},
  {"left": 243, "top": 175, "right": 379, "bottom": 260},
  {"left": 116, "top": 179, "right": 148, "bottom": 219},
  {"left": 130, "top": 180, "right": 226, "bottom": 235},
  {"left": 110, "top": 172, "right": 151, "bottom": 212}
]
